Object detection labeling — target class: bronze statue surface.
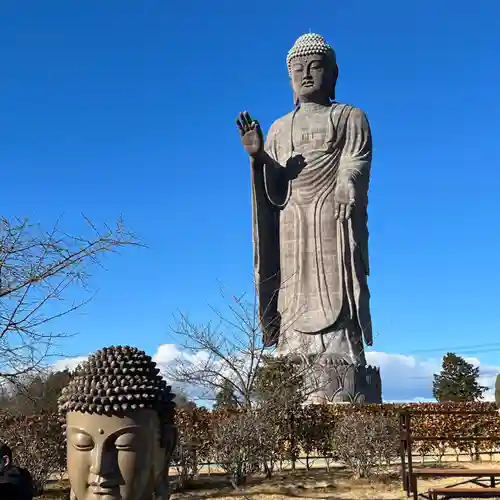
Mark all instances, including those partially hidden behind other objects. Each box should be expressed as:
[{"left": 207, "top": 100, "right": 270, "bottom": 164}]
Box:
[
  {"left": 58, "top": 345, "right": 177, "bottom": 500},
  {"left": 237, "top": 33, "right": 381, "bottom": 402}
]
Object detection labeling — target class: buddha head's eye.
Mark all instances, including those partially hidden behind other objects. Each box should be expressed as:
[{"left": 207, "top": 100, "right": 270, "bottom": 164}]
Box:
[
  {"left": 70, "top": 433, "right": 94, "bottom": 452},
  {"left": 115, "top": 432, "right": 139, "bottom": 452},
  {"left": 309, "top": 60, "right": 324, "bottom": 71}
]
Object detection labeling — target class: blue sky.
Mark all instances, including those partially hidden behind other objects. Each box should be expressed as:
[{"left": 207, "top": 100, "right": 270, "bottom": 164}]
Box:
[{"left": 1, "top": 1, "right": 499, "bottom": 399}]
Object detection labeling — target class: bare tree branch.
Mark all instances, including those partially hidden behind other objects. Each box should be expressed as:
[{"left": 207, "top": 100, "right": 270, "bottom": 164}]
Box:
[
  {"left": 163, "top": 284, "right": 366, "bottom": 409},
  {"left": 0, "top": 214, "right": 141, "bottom": 381}
]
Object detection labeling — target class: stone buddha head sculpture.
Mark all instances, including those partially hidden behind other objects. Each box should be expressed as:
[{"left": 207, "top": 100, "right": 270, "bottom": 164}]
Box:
[
  {"left": 286, "top": 33, "right": 339, "bottom": 105},
  {"left": 58, "top": 345, "right": 177, "bottom": 500}
]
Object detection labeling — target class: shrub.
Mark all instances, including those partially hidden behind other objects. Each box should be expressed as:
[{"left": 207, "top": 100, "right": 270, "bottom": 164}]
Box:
[
  {"left": 332, "top": 411, "right": 399, "bottom": 478},
  {"left": 0, "top": 400, "right": 497, "bottom": 492},
  {"left": 172, "top": 407, "right": 212, "bottom": 491},
  {"left": 211, "top": 409, "right": 279, "bottom": 487},
  {"left": 0, "top": 411, "right": 65, "bottom": 495}
]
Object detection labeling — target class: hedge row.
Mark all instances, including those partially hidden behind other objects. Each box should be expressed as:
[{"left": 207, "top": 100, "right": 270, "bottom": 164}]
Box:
[
  {"left": 0, "top": 411, "right": 65, "bottom": 493},
  {"left": 176, "top": 402, "right": 500, "bottom": 463},
  {"left": 1, "top": 402, "right": 499, "bottom": 491}
]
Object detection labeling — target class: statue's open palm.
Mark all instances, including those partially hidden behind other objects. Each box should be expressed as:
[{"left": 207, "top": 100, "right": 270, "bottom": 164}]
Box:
[
  {"left": 236, "top": 111, "right": 264, "bottom": 157},
  {"left": 335, "top": 180, "right": 356, "bottom": 221}
]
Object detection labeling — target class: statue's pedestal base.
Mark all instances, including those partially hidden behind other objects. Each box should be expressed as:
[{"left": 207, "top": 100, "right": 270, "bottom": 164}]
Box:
[{"left": 302, "top": 360, "right": 382, "bottom": 404}]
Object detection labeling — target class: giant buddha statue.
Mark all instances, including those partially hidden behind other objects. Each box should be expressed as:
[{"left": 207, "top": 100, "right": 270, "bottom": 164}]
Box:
[{"left": 236, "top": 33, "right": 381, "bottom": 403}]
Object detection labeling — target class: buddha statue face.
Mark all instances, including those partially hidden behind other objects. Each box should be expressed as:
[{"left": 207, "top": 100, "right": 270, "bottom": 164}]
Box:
[
  {"left": 66, "top": 409, "right": 170, "bottom": 500},
  {"left": 290, "top": 54, "right": 337, "bottom": 104},
  {"left": 58, "top": 345, "right": 177, "bottom": 500},
  {"left": 287, "top": 33, "right": 338, "bottom": 105}
]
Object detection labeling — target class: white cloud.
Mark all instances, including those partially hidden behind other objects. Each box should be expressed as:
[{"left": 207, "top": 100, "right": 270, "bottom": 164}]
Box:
[
  {"left": 365, "top": 351, "right": 440, "bottom": 402},
  {"left": 52, "top": 355, "right": 88, "bottom": 372},
  {"left": 50, "top": 345, "right": 500, "bottom": 404},
  {"left": 152, "top": 343, "right": 248, "bottom": 402},
  {"left": 153, "top": 343, "right": 210, "bottom": 366},
  {"left": 365, "top": 351, "right": 500, "bottom": 402},
  {"left": 153, "top": 344, "right": 182, "bottom": 364}
]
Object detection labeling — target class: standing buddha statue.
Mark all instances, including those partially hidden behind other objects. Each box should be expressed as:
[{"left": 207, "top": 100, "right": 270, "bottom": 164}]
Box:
[{"left": 236, "top": 33, "right": 381, "bottom": 402}]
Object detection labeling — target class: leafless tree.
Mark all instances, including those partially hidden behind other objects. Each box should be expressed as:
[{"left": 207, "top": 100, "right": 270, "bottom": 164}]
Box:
[
  {"left": 0, "top": 215, "right": 140, "bottom": 381},
  {"left": 165, "top": 286, "right": 378, "bottom": 484},
  {"left": 0, "top": 367, "right": 72, "bottom": 414},
  {"left": 164, "top": 284, "right": 372, "bottom": 408},
  {"left": 165, "top": 287, "right": 326, "bottom": 409}
]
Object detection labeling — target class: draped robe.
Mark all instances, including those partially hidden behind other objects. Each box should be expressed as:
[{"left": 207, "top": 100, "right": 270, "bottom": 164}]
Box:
[{"left": 251, "top": 102, "right": 372, "bottom": 365}]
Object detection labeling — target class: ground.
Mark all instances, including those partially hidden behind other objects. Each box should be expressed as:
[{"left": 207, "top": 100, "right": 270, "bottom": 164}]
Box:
[{"left": 39, "top": 462, "right": 500, "bottom": 499}]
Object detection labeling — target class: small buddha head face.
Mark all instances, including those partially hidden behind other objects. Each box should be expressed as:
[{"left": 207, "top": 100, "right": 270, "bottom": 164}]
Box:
[
  {"left": 59, "top": 346, "right": 176, "bottom": 500},
  {"left": 66, "top": 410, "right": 162, "bottom": 500},
  {"left": 287, "top": 33, "right": 338, "bottom": 105}
]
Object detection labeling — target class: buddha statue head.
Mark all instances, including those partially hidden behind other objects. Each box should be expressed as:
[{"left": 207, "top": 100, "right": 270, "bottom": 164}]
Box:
[
  {"left": 58, "top": 345, "right": 177, "bottom": 500},
  {"left": 287, "top": 33, "right": 339, "bottom": 106}
]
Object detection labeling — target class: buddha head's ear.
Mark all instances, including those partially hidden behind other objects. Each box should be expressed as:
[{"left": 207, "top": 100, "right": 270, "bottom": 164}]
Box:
[
  {"left": 290, "top": 79, "right": 299, "bottom": 107},
  {"left": 154, "top": 425, "right": 177, "bottom": 500},
  {"left": 163, "top": 424, "right": 177, "bottom": 460},
  {"left": 330, "top": 62, "right": 339, "bottom": 101}
]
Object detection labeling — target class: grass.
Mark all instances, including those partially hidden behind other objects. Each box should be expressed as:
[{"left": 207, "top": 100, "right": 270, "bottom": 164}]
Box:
[
  {"left": 39, "top": 462, "right": 500, "bottom": 499},
  {"left": 39, "top": 480, "right": 69, "bottom": 499}
]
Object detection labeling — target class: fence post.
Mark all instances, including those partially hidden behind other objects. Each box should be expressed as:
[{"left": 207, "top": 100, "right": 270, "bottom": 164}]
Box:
[
  {"left": 406, "top": 412, "right": 417, "bottom": 500},
  {"left": 399, "top": 410, "right": 408, "bottom": 494}
]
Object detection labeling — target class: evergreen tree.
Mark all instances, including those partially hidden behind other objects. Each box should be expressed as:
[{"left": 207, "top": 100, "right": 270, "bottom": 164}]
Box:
[
  {"left": 253, "top": 356, "right": 306, "bottom": 471},
  {"left": 433, "top": 352, "right": 488, "bottom": 402},
  {"left": 253, "top": 355, "right": 306, "bottom": 407},
  {"left": 0, "top": 369, "right": 73, "bottom": 414},
  {"left": 173, "top": 388, "right": 197, "bottom": 412},
  {"left": 214, "top": 379, "right": 239, "bottom": 410}
]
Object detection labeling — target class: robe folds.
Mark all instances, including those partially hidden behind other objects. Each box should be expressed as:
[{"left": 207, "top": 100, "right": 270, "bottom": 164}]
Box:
[{"left": 251, "top": 102, "right": 373, "bottom": 364}]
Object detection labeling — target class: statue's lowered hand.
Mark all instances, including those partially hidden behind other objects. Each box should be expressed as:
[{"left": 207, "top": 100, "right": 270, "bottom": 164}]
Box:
[
  {"left": 236, "top": 111, "right": 264, "bottom": 158},
  {"left": 285, "top": 154, "right": 307, "bottom": 179},
  {"left": 334, "top": 180, "right": 356, "bottom": 221}
]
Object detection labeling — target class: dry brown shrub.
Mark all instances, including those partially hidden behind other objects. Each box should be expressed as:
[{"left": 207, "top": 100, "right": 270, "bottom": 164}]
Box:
[
  {"left": 211, "top": 409, "right": 278, "bottom": 488},
  {"left": 0, "top": 411, "right": 65, "bottom": 495},
  {"left": 172, "top": 407, "right": 212, "bottom": 490},
  {"left": 332, "top": 411, "right": 399, "bottom": 479}
]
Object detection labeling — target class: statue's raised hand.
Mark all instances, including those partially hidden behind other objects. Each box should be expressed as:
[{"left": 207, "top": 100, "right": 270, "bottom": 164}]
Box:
[
  {"left": 236, "top": 111, "right": 264, "bottom": 158},
  {"left": 335, "top": 180, "right": 356, "bottom": 221}
]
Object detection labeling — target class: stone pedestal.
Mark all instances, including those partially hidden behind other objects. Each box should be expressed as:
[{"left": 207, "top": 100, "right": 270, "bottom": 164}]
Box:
[{"left": 303, "top": 359, "right": 382, "bottom": 404}]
